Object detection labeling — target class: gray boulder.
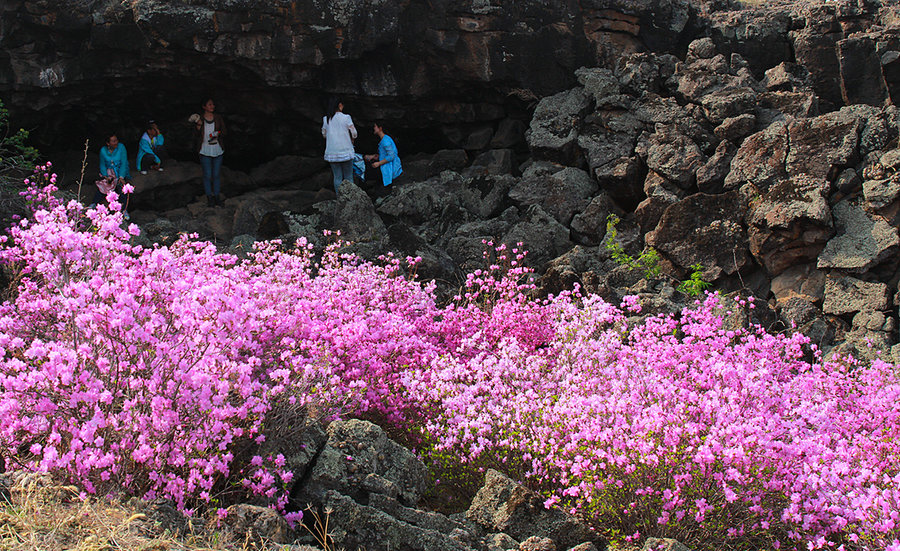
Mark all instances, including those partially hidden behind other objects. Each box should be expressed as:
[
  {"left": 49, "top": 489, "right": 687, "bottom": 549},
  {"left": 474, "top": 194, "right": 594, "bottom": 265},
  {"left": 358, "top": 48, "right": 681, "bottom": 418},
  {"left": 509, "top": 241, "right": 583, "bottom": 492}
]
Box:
[
  {"left": 248, "top": 155, "right": 326, "bottom": 188},
  {"left": 502, "top": 205, "right": 573, "bottom": 267},
  {"left": 491, "top": 119, "right": 528, "bottom": 149},
  {"left": 466, "top": 470, "right": 596, "bottom": 551},
  {"left": 817, "top": 200, "right": 899, "bottom": 272},
  {"left": 645, "top": 191, "right": 749, "bottom": 280},
  {"left": 402, "top": 150, "right": 470, "bottom": 181},
  {"left": 334, "top": 181, "right": 388, "bottom": 242},
  {"left": 713, "top": 113, "right": 756, "bottom": 143},
  {"left": 129, "top": 159, "right": 203, "bottom": 211},
  {"left": 574, "top": 67, "right": 620, "bottom": 104},
  {"left": 377, "top": 179, "right": 458, "bottom": 224},
  {"left": 745, "top": 174, "right": 833, "bottom": 275},
  {"left": 321, "top": 490, "right": 475, "bottom": 551},
  {"left": 466, "top": 149, "right": 516, "bottom": 177},
  {"left": 526, "top": 88, "right": 591, "bottom": 165},
  {"left": 641, "top": 538, "right": 692, "bottom": 551},
  {"left": 696, "top": 140, "right": 735, "bottom": 194},
  {"left": 301, "top": 419, "right": 427, "bottom": 507},
  {"left": 519, "top": 536, "right": 556, "bottom": 551},
  {"left": 223, "top": 504, "right": 290, "bottom": 544},
  {"left": 837, "top": 36, "right": 888, "bottom": 106},
  {"left": 508, "top": 167, "right": 597, "bottom": 225},
  {"left": 863, "top": 177, "right": 900, "bottom": 211},
  {"left": 823, "top": 275, "right": 890, "bottom": 316},
  {"left": 571, "top": 193, "right": 618, "bottom": 245},
  {"left": 635, "top": 125, "right": 706, "bottom": 189},
  {"left": 700, "top": 86, "right": 758, "bottom": 126}
]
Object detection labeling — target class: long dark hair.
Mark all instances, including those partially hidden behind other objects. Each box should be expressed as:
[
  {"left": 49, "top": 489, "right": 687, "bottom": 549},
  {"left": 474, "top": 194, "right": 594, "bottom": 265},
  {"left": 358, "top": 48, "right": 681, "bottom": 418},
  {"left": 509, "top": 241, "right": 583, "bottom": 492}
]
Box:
[{"left": 326, "top": 97, "right": 342, "bottom": 122}]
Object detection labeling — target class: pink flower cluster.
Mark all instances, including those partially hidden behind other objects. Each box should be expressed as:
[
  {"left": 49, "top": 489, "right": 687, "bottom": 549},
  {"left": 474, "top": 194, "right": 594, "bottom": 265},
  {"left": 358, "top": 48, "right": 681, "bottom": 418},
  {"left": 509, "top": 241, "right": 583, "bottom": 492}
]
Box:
[
  {"left": 0, "top": 166, "right": 898, "bottom": 550},
  {"left": 0, "top": 166, "right": 440, "bottom": 513},
  {"left": 409, "top": 288, "right": 900, "bottom": 550}
]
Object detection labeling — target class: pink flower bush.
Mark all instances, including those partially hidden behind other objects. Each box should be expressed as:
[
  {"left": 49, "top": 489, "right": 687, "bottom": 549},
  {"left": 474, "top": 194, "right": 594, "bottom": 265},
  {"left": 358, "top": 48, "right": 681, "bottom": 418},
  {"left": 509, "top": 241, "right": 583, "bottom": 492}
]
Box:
[
  {"left": 0, "top": 166, "right": 440, "bottom": 512},
  {"left": 0, "top": 165, "right": 898, "bottom": 550},
  {"left": 408, "top": 289, "right": 900, "bottom": 550}
]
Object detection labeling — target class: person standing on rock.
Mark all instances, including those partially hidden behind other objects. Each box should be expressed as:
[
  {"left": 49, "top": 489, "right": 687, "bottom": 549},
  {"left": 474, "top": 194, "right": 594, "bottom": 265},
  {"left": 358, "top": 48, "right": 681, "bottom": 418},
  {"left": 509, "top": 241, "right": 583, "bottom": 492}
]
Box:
[
  {"left": 364, "top": 121, "right": 403, "bottom": 195},
  {"left": 192, "top": 98, "right": 226, "bottom": 207},
  {"left": 322, "top": 96, "right": 357, "bottom": 194},
  {"left": 137, "top": 120, "right": 166, "bottom": 174}
]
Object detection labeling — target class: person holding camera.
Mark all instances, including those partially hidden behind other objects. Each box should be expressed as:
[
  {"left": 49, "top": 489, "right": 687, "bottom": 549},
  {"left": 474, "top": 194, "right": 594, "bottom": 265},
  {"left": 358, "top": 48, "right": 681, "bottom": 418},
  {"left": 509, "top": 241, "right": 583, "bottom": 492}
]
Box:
[{"left": 192, "top": 98, "right": 227, "bottom": 207}]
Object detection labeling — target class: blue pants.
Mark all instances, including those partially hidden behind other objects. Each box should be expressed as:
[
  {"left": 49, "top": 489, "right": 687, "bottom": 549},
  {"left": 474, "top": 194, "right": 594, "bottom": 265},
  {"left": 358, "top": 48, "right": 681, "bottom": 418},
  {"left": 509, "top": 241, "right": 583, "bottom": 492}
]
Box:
[
  {"left": 330, "top": 160, "right": 354, "bottom": 194},
  {"left": 200, "top": 154, "right": 223, "bottom": 196}
]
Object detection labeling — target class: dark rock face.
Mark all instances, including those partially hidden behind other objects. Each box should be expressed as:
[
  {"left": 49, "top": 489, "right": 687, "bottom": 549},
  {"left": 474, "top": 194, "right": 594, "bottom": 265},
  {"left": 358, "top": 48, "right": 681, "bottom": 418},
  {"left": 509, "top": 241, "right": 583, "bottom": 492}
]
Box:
[{"left": 0, "top": 0, "right": 699, "bottom": 166}]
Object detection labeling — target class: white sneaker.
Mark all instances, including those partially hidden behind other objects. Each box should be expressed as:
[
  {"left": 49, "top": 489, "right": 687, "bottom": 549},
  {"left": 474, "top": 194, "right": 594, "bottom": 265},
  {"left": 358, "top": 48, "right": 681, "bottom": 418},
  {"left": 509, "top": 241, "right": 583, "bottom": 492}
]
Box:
[
  {"left": 157, "top": 167, "right": 164, "bottom": 172},
  {"left": 140, "top": 170, "right": 148, "bottom": 175}
]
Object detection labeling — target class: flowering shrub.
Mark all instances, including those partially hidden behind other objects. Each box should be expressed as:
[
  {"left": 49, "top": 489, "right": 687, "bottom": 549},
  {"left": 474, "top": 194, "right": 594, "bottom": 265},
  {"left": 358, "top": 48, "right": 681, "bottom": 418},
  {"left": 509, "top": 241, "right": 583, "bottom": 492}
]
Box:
[
  {"left": 0, "top": 165, "right": 440, "bottom": 513},
  {"left": 0, "top": 165, "right": 898, "bottom": 550},
  {"left": 409, "top": 291, "right": 900, "bottom": 550}
]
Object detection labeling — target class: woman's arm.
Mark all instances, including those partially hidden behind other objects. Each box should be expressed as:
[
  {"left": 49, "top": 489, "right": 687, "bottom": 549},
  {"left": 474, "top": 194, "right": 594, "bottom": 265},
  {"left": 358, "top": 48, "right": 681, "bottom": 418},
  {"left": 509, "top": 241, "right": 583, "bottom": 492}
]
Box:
[
  {"left": 98, "top": 148, "right": 110, "bottom": 176},
  {"left": 138, "top": 138, "right": 160, "bottom": 164},
  {"left": 380, "top": 138, "right": 397, "bottom": 163},
  {"left": 118, "top": 146, "right": 131, "bottom": 180}
]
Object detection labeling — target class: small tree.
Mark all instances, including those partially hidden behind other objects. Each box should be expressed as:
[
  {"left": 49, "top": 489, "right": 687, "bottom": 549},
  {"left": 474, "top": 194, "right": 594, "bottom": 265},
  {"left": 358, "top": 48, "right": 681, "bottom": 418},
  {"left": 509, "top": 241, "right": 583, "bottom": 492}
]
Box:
[{"left": 0, "top": 98, "right": 40, "bottom": 189}]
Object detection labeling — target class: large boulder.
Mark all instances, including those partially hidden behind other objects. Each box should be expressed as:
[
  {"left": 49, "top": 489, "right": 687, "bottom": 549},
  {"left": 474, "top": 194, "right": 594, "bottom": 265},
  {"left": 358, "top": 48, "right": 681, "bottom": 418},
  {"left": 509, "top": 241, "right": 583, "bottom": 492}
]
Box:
[
  {"left": 129, "top": 160, "right": 203, "bottom": 211},
  {"left": 745, "top": 174, "right": 833, "bottom": 275},
  {"left": 645, "top": 191, "right": 749, "bottom": 280},
  {"left": 526, "top": 88, "right": 591, "bottom": 166},
  {"left": 817, "top": 200, "right": 899, "bottom": 272},
  {"left": 300, "top": 419, "right": 427, "bottom": 508},
  {"left": 570, "top": 193, "right": 618, "bottom": 245},
  {"left": 635, "top": 125, "right": 706, "bottom": 189},
  {"left": 249, "top": 155, "right": 326, "bottom": 188},
  {"left": 508, "top": 167, "right": 597, "bottom": 225},
  {"left": 334, "top": 181, "right": 388, "bottom": 243},
  {"left": 321, "top": 491, "right": 475, "bottom": 551},
  {"left": 823, "top": 275, "right": 890, "bottom": 316},
  {"left": 501, "top": 205, "right": 573, "bottom": 267},
  {"left": 727, "top": 110, "right": 866, "bottom": 275},
  {"left": 466, "top": 470, "right": 596, "bottom": 551},
  {"left": 837, "top": 36, "right": 888, "bottom": 106},
  {"left": 223, "top": 504, "right": 290, "bottom": 544}
]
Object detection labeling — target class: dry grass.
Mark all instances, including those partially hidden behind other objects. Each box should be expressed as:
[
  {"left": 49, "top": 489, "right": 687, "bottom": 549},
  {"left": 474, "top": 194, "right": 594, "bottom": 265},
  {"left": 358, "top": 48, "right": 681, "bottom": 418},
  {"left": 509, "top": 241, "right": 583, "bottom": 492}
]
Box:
[{"left": 0, "top": 473, "right": 298, "bottom": 551}]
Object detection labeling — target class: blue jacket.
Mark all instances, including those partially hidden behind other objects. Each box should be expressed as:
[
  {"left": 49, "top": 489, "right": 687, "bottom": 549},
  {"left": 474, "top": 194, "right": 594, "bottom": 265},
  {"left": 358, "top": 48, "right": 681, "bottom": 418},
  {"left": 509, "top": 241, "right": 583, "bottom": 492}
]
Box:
[
  {"left": 377, "top": 135, "right": 402, "bottom": 186},
  {"left": 136, "top": 132, "right": 164, "bottom": 168},
  {"left": 99, "top": 144, "right": 131, "bottom": 179}
]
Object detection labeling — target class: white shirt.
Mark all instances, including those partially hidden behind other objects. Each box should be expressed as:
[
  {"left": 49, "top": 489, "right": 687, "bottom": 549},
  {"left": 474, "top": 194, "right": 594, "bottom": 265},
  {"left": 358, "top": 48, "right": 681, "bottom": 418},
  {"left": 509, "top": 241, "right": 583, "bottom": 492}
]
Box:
[
  {"left": 322, "top": 112, "right": 357, "bottom": 162},
  {"left": 200, "top": 119, "right": 224, "bottom": 157}
]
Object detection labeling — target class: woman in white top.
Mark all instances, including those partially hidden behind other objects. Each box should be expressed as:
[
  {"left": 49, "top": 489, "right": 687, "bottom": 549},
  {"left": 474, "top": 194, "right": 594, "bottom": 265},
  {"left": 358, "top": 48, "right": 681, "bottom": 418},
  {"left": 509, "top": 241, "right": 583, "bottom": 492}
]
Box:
[
  {"left": 192, "top": 98, "right": 227, "bottom": 207},
  {"left": 322, "top": 97, "right": 358, "bottom": 193}
]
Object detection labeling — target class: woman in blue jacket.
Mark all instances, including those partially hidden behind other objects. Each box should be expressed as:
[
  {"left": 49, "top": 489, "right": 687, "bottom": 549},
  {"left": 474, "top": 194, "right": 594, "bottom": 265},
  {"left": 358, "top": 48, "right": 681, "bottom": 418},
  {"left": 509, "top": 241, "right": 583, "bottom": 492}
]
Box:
[
  {"left": 136, "top": 120, "right": 166, "bottom": 173},
  {"left": 364, "top": 121, "right": 403, "bottom": 191},
  {"left": 95, "top": 131, "right": 131, "bottom": 219}
]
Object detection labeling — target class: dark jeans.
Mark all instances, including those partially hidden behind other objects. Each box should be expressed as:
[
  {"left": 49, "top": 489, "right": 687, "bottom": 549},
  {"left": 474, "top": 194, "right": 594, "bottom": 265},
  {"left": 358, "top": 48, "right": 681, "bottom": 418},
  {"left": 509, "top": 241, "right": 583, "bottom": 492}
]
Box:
[
  {"left": 139, "top": 145, "right": 168, "bottom": 171},
  {"left": 200, "top": 154, "right": 224, "bottom": 196}
]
